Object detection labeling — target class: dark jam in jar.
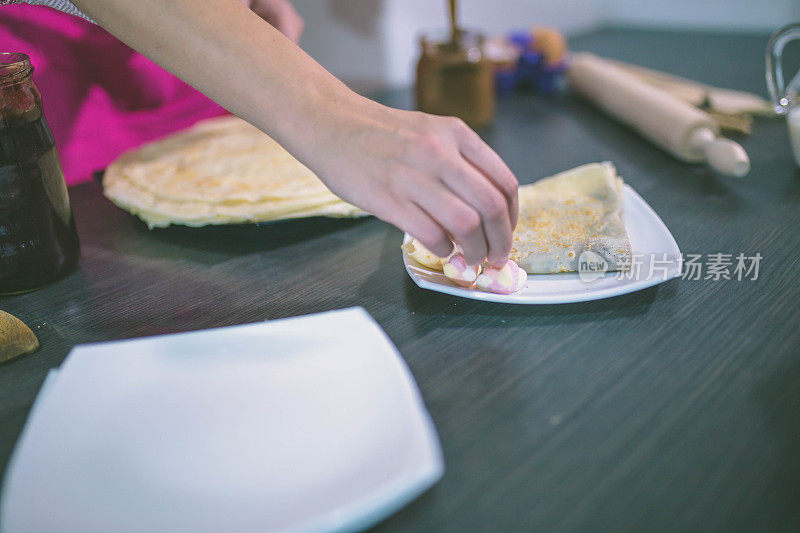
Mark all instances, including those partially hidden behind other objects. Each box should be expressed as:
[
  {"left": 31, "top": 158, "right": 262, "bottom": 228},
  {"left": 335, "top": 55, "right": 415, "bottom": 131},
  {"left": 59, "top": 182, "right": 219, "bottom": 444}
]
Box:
[{"left": 0, "top": 53, "right": 79, "bottom": 294}]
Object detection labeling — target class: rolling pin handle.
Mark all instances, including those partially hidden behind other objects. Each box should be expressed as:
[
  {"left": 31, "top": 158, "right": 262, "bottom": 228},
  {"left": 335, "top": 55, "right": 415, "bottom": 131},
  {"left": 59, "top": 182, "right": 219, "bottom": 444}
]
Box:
[{"left": 688, "top": 127, "right": 750, "bottom": 177}]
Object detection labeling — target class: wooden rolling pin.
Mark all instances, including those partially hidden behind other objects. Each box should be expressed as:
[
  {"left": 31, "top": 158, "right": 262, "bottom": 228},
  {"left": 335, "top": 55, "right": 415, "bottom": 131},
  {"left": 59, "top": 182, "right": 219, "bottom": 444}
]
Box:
[{"left": 568, "top": 53, "right": 750, "bottom": 177}]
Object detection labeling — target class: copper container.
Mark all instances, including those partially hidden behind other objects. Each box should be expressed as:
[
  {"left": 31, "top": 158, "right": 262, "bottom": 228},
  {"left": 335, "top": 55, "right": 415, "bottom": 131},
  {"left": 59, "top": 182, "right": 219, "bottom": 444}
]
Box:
[{"left": 416, "top": 29, "right": 495, "bottom": 128}]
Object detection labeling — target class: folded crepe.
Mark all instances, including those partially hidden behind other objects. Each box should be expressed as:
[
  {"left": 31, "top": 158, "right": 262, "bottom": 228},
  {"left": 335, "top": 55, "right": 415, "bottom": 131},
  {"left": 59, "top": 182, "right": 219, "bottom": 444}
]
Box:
[
  {"left": 510, "top": 162, "right": 631, "bottom": 273},
  {"left": 103, "top": 115, "right": 365, "bottom": 228}
]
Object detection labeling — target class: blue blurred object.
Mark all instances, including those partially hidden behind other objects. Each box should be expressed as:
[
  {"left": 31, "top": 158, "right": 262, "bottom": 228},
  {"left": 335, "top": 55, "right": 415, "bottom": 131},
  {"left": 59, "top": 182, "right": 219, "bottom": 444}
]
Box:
[
  {"left": 493, "top": 30, "right": 567, "bottom": 96},
  {"left": 494, "top": 68, "right": 518, "bottom": 95},
  {"left": 536, "top": 61, "right": 568, "bottom": 94},
  {"left": 517, "top": 50, "right": 543, "bottom": 87},
  {"left": 508, "top": 30, "right": 531, "bottom": 52}
]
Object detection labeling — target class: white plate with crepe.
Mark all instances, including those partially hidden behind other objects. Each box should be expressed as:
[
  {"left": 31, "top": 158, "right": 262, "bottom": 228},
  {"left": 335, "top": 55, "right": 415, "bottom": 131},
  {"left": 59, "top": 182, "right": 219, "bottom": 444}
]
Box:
[{"left": 403, "top": 163, "right": 682, "bottom": 304}]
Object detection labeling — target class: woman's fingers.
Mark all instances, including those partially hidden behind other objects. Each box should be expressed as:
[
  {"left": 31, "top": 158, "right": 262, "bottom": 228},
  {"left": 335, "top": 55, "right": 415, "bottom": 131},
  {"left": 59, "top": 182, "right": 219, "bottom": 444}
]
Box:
[
  {"left": 274, "top": 1, "right": 304, "bottom": 43},
  {"left": 452, "top": 119, "right": 519, "bottom": 229},
  {"left": 247, "top": 0, "right": 305, "bottom": 43},
  {"left": 298, "top": 100, "right": 517, "bottom": 268},
  {"left": 386, "top": 202, "right": 452, "bottom": 258},
  {"left": 404, "top": 176, "right": 490, "bottom": 266},
  {"left": 436, "top": 158, "right": 514, "bottom": 267},
  {"left": 403, "top": 117, "right": 515, "bottom": 266}
]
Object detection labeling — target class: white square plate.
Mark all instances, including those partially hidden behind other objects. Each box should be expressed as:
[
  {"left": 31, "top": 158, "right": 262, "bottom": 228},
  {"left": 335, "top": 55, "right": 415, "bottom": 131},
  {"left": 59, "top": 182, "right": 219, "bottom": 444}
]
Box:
[
  {"left": 403, "top": 185, "right": 682, "bottom": 304},
  {"left": 1, "top": 308, "right": 443, "bottom": 533}
]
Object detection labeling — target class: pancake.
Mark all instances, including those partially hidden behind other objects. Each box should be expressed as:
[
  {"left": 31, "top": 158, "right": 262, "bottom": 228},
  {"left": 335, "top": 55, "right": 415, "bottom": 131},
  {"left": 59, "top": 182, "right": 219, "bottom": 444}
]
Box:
[
  {"left": 510, "top": 162, "right": 631, "bottom": 273},
  {"left": 104, "top": 170, "right": 361, "bottom": 228},
  {"left": 102, "top": 115, "right": 365, "bottom": 228}
]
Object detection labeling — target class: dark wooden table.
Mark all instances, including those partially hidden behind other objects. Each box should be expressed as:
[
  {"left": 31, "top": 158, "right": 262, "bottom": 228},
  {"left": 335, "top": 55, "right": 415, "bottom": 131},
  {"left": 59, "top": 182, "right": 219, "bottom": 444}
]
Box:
[{"left": 2, "top": 28, "right": 799, "bottom": 531}]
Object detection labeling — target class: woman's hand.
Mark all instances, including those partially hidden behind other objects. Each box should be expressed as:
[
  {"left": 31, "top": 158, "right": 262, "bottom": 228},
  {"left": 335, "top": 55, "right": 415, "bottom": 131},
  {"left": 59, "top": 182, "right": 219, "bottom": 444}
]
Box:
[
  {"left": 238, "top": 0, "right": 304, "bottom": 43},
  {"left": 69, "top": 0, "right": 515, "bottom": 267},
  {"left": 301, "top": 94, "right": 519, "bottom": 267}
]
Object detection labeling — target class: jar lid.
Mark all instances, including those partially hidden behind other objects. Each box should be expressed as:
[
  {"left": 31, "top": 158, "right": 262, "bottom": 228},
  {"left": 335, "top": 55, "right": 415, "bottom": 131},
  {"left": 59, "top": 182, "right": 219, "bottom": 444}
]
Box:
[
  {"left": 419, "top": 28, "right": 485, "bottom": 54},
  {"left": 0, "top": 53, "right": 33, "bottom": 87}
]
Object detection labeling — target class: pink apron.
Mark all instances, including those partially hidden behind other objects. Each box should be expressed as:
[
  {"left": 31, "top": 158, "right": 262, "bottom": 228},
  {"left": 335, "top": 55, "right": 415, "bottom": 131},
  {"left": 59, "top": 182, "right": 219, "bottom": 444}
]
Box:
[{"left": 0, "top": 5, "right": 228, "bottom": 185}]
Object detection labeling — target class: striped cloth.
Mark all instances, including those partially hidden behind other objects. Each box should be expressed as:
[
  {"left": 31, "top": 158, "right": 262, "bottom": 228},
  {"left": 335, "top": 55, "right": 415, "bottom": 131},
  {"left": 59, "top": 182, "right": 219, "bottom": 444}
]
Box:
[{"left": 3, "top": 0, "right": 93, "bottom": 22}]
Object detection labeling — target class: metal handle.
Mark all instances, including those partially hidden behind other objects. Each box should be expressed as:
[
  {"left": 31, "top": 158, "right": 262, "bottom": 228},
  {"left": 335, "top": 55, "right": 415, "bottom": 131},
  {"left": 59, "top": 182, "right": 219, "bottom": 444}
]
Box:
[{"left": 766, "top": 22, "right": 800, "bottom": 115}]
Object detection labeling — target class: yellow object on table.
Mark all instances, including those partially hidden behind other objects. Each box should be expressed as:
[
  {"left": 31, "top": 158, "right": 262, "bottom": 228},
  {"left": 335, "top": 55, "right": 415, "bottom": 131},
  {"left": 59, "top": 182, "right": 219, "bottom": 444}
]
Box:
[
  {"left": 531, "top": 26, "right": 568, "bottom": 65},
  {"left": 0, "top": 310, "right": 38, "bottom": 363}
]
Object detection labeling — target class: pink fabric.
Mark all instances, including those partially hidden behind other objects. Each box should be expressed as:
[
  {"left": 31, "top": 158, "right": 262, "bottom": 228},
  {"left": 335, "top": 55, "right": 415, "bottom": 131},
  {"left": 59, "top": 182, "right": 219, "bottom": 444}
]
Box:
[{"left": 0, "top": 5, "right": 228, "bottom": 184}]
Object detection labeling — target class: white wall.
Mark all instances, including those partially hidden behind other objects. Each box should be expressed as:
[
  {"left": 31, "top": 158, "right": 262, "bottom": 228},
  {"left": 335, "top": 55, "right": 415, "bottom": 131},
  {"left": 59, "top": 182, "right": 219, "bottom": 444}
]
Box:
[
  {"left": 291, "top": 0, "right": 385, "bottom": 90},
  {"left": 379, "top": 0, "right": 604, "bottom": 87},
  {"left": 293, "top": 0, "right": 604, "bottom": 89},
  {"left": 292, "top": 0, "right": 796, "bottom": 89}
]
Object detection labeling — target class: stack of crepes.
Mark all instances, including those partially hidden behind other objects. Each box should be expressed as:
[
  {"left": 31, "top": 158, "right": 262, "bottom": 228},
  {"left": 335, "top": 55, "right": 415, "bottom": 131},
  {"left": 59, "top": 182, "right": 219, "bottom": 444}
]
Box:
[{"left": 103, "top": 115, "right": 365, "bottom": 228}]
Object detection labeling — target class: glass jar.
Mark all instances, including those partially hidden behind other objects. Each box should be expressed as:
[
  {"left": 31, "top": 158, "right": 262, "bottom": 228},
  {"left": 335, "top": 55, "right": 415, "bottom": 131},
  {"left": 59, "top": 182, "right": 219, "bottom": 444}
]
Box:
[
  {"left": 766, "top": 23, "right": 800, "bottom": 167},
  {"left": 415, "top": 29, "right": 495, "bottom": 128},
  {"left": 0, "top": 53, "right": 79, "bottom": 294}
]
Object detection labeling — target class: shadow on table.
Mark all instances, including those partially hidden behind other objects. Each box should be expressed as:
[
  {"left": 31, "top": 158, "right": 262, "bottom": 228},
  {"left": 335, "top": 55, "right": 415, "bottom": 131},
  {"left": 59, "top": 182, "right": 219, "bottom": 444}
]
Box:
[
  {"left": 401, "top": 273, "right": 670, "bottom": 323},
  {"left": 79, "top": 178, "right": 372, "bottom": 262},
  {"left": 136, "top": 216, "right": 370, "bottom": 257}
]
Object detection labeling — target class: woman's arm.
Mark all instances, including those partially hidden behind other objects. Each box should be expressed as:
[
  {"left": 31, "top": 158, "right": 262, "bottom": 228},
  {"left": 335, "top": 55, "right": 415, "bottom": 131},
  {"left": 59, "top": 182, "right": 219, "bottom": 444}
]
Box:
[{"left": 71, "top": 0, "right": 518, "bottom": 266}]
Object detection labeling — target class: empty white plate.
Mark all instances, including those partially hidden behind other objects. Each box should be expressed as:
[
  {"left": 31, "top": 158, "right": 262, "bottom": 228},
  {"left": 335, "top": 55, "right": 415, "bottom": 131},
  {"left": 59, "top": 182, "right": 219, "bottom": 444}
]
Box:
[
  {"left": 403, "top": 185, "right": 682, "bottom": 304},
  {"left": 1, "top": 308, "right": 443, "bottom": 533}
]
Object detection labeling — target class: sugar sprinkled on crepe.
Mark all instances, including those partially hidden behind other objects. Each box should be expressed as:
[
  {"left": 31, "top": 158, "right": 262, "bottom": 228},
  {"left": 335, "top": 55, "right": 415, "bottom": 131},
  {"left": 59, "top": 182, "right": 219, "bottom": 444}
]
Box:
[{"left": 511, "top": 162, "right": 631, "bottom": 274}]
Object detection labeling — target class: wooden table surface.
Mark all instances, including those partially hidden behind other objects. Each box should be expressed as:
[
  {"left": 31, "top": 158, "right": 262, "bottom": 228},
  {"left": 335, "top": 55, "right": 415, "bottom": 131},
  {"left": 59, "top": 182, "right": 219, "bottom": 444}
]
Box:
[{"left": 2, "top": 28, "right": 799, "bottom": 531}]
